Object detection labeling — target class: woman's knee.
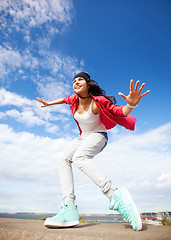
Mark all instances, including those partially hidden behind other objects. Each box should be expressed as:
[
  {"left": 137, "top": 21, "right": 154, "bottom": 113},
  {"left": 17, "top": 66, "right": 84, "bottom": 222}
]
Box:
[
  {"left": 58, "top": 154, "right": 72, "bottom": 168},
  {"left": 72, "top": 153, "right": 87, "bottom": 171}
]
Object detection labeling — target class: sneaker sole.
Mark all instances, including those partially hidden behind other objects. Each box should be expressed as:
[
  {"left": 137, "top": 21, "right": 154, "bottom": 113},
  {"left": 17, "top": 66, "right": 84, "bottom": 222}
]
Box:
[
  {"left": 44, "top": 220, "right": 80, "bottom": 228},
  {"left": 122, "top": 187, "right": 142, "bottom": 231}
]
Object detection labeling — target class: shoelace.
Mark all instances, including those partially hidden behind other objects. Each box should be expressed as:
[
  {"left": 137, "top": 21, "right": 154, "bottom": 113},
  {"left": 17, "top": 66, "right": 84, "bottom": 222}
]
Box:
[{"left": 52, "top": 203, "right": 72, "bottom": 219}]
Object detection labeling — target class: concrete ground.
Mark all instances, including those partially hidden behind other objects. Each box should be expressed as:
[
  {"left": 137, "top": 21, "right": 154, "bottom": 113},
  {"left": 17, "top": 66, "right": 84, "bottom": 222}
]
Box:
[{"left": 0, "top": 218, "right": 171, "bottom": 240}]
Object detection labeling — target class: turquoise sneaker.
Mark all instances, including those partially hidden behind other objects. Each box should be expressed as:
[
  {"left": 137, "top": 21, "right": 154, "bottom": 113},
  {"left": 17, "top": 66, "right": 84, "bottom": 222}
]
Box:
[
  {"left": 109, "top": 187, "right": 142, "bottom": 231},
  {"left": 44, "top": 202, "right": 79, "bottom": 228}
]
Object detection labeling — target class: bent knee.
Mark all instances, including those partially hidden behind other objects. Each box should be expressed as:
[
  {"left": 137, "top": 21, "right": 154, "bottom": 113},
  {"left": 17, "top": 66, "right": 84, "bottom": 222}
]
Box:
[
  {"left": 72, "top": 154, "right": 88, "bottom": 170},
  {"left": 58, "top": 155, "right": 72, "bottom": 167}
]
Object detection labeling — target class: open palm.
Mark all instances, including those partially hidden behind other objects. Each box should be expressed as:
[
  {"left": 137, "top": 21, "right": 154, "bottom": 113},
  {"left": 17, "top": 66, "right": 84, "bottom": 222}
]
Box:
[
  {"left": 118, "top": 80, "right": 150, "bottom": 106},
  {"left": 36, "top": 97, "right": 49, "bottom": 107}
]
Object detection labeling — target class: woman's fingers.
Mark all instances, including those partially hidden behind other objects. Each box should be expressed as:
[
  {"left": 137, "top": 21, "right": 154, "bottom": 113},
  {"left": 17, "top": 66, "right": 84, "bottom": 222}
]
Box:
[
  {"left": 118, "top": 92, "right": 126, "bottom": 100},
  {"left": 36, "top": 97, "right": 48, "bottom": 107},
  {"left": 36, "top": 97, "right": 43, "bottom": 102},
  {"left": 141, "top": 90, "right": 150, "bottom": 97},
  {"left": 134, "top": 80, "right": 140, "bottom": 92},
  {"left": 130, "top": 79, "right": 134, "bottom": 92},
  {"left": 138, "top": 82, "right": 145, "bottom": 93},
  {"left": 130, "top": 80, "right": 150, "bottom": 97}
]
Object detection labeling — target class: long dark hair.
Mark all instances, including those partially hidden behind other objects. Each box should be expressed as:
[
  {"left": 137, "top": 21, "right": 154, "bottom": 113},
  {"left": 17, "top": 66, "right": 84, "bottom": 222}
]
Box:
[{"left": 86, "top": 79, "right": 117, "bottom": 104}]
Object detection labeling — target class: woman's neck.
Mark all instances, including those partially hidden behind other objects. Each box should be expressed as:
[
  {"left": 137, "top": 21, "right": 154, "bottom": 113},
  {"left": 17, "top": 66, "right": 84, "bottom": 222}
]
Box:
[{"left": 78, "top": 96, "right": 92, "bottom": 106}]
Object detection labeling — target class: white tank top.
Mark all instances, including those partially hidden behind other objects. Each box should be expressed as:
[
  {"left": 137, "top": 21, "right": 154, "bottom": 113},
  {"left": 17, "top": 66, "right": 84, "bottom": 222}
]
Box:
[{"left": 74, "top": 100, "right": 107, "bottom": 135}]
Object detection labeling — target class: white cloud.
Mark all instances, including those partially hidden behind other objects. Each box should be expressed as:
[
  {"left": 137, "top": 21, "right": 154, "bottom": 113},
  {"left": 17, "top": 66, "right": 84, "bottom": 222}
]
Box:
[
  {"left": 45, "top": 123, "right": 59, "bottom": 134},
  {"left": 0, "top": 46, "right": 39, "bottom": 78},
  {"left": 0, "top": 1, "right": 79, "bottom": 86},
  {"left": 36, "top": 80, "right": 70, "bottom": 100},
  {"left": 0, "top": 0, "right": 73, "bottom": 31},
  {"left": 157, "top": 173, "right": 171, "bottom": 190},
  {"left": 0, "top": 44, "right": 83, "bottom": 98},
  {"left": 0, "top": 122, "right": 170, "bottom": 213},
  {"left": 32, "top": 48, "right": 84, "bottom": 100},
  {"left": 4, "top": 109, "right": 45, "bottom": 127},
  {"left": 35, "top": 46, "right": 83, "bottom": 79},
  {"left": 0, "top": 87, "right": 70, "bottom": 132},
  {"left": 90, "top": 123, "right": 171, "bottom": 212},
  {"left": 0, "top": 124, "right": 74, "bottom": 212},
  {"left": 0, "top": 0, "right": 83, "bottom": 93},
  {"left": 0, "top": 124, "right": 68, "bottom": 183},
  {"left": 0, "top": 87, "right": 32, "bottom": 107},
  {"left": 0, "top": 46, "right": 22, "bottom": 77}
]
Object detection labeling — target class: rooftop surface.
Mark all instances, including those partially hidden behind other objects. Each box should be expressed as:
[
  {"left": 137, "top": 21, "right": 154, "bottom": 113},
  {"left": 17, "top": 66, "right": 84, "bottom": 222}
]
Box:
[{"left": 0, "top": 218, "right": 171, "bottom": 240}]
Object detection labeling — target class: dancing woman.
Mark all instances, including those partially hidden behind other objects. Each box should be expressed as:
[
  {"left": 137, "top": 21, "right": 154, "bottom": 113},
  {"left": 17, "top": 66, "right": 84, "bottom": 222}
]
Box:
[{"left": 37, "top": 72, "right": 150, "bottom": 231}]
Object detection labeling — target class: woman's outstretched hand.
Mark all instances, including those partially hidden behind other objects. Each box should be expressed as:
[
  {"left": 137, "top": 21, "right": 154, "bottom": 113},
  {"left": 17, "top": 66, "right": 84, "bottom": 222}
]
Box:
[
  {"left": 36, "top": 97, "right": 49, "bottom": 107},
  {"left": 118, "top": 79, "right": 150, "bottom": 107}
]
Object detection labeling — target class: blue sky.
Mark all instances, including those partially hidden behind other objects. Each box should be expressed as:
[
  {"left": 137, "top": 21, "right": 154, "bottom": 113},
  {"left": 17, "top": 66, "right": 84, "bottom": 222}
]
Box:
[{"left": 0, "top": 0, "right": 171, "bottom": 214}]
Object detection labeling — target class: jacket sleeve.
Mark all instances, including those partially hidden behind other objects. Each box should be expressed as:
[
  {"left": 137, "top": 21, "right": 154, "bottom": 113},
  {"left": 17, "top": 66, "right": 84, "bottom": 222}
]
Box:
[
  {"left": 98, "top": 96, "right": 125, "bottom": 117},
  {"left": 63, "top": 95, "right": 76, "bottom": 105}
]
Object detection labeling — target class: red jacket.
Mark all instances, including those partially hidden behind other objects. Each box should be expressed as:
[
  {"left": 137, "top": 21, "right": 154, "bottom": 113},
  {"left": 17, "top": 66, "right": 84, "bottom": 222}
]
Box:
[{"left": 63, "top": 94, "right": 137, "bottom": 135}]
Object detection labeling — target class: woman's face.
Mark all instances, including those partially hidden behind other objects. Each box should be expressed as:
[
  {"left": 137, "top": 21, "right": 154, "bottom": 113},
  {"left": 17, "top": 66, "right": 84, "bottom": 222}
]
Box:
[{"left": 73, "top": 77, "right": 89, "bottom": 97}]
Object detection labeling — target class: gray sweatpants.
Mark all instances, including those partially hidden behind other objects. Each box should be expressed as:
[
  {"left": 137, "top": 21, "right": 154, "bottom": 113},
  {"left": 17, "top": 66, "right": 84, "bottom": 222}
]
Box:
[{"left": 58, "top": 132, "right": 116, "bottom": 205}]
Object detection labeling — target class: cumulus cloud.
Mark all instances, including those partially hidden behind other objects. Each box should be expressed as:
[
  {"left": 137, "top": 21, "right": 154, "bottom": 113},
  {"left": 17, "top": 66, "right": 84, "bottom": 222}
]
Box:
[
  {"left": 0, "top": 0, "right": 84, "bottom": 100},
  {"left": 0, "top": 46, "right": 22, "bottom": 78},
  {"left": 35, "top": 53, "right": 84, "bottom": 100},
  {"left": 0, "top": 0, "right": 73, "bottom": 34},
  {"left": 103, "top": 123, "right": 171, "bottom": 182},
  {"left": 90, "top": 123, "right": 171, "bottom": 212},
  {"left": 0, "top": 122, "right": 170, "bottom": 213},
  {"left": 2, "top": 109, "right": 45, "bottom": 127},
  {"left": 36, "top": 80, "right": 70, "bottom": 100},
  {"left": 0, "top": 124, "right": 69, "bottom": 184},
  {"left": 0, "top": 88, "right": 71, "bottom": 132},
  {"left": 0, "top": 44, "right": 83, "bottom": 82},
  {"left": 0, "top": 124, "right": 71, "bottom": 212},
  {"left": 0, "top": 44, "right": 84, "bottom": 101},
  {"left": 0, "top": 46, "right": 39, "bottom": 78},
  {"left": 0, "top": 87, "right": 32, "bottom": 107},
  {"left": 157, "top": 173, "right": 171, "bottom": 190}
]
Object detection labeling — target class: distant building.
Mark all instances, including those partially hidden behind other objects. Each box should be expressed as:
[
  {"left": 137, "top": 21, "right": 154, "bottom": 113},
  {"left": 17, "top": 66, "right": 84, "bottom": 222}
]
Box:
[{"left": 141, "top": 212, "right": 171, "bottom": 220}]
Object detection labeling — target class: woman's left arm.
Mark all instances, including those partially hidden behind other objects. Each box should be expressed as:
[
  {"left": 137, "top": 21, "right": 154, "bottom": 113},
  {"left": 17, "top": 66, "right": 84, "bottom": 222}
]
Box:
[{"left": 118, "top": 80, "right": 150, "bottom": 116}]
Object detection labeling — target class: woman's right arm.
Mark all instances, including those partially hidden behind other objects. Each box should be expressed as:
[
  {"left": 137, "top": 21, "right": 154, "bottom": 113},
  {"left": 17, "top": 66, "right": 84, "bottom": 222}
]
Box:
[{"left": 36, "top": 97, "right": 65, "bottom": 107}]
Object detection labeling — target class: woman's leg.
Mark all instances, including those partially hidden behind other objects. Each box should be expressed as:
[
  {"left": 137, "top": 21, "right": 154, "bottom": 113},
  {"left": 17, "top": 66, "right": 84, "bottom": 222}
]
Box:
[
  {"left": 57, "top": 137, "right": 82, "bottom": 205},
  {"left": 72, "top": 132, "right": 116, "bottom": 198},
  {"left": 45, "top": 138, "right": 82, "bottom": 228}
]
